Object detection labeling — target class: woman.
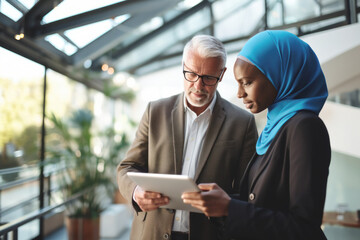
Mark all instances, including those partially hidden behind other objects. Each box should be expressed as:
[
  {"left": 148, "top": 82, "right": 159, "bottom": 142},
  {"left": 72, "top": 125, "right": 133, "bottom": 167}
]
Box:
[{"left": 182, "top": 30, "right": 331, "bottom": 239}]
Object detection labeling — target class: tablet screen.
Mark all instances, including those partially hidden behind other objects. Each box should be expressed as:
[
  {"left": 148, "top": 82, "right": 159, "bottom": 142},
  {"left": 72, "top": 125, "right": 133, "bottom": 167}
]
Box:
[{"left": 127, "top": 172, "right": 201, "bottom": 212}]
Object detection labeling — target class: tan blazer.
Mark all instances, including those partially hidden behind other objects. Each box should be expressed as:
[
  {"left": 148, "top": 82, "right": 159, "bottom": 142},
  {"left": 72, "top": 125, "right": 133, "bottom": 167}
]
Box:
[{"left": 117, "top": 92, "right": 257, "bottom": 240}]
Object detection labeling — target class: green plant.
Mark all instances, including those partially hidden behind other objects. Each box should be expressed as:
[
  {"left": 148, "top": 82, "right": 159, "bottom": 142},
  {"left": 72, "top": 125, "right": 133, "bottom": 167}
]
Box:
[
  {"left": 100, "top": 127, "right": 130, "bottom": 189},
  {"left": 14, "top": 125, "right": 40, "bottom": 164},
  {"left": 47, "top": 109, "right": 116, "bottom": 218}
]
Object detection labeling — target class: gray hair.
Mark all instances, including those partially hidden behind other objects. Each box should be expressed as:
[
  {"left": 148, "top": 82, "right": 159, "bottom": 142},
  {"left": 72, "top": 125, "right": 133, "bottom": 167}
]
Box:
[{"left": 182, "top": 35, "right": 227, "bottom": 68}]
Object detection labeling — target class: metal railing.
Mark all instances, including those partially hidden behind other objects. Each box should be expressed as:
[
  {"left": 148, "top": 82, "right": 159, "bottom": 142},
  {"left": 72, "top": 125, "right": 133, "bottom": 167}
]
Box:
[
  {"left": 0, "top": 189, "right": 89, "bottom": 240},
  {"left": 0, "top": 162, "right": 69, "bottom": 239}
]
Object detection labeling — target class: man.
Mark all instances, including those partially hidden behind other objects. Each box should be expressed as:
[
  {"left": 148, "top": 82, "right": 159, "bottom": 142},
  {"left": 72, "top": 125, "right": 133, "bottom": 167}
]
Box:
[{"left": 117, "top": 35, "right": 258, "bottom": 240}]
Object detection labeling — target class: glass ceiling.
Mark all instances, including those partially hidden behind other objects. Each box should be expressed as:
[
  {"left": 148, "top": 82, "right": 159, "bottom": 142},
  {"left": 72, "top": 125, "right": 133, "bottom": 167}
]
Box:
[
  {"left": 43, "top": 0, "right": 131, "bottom": 52},
  {"left": 0, "top": 0, "right": 351, "bottom": 96},
  {"left": 43, "top": 0, "right": 124, "bottom": 22},
  {"left": 1, "top": 0, "right": 23, "bottom": 21}
]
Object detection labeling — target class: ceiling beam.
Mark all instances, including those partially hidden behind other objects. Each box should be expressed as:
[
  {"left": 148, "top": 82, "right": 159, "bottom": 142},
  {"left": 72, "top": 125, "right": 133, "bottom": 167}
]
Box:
[
  {"left": 0, "top": 12, "right": 17, "bottom": 30},
  {"left": 109, "top": 0, "right": 211, "bottom": 60},
  {"left": 126, "top": 1, "right": 347, "bottom": 75},
  {"left": 33, "top": 0, "right": 179, "bottom": 38},
  {"left": 0, "top": 14, "right": 79, "bottom": 86},
  {"left": 97, "top": 0, "right": 212, "bottom": 73},
  {"left": 0, "top": 23, "right": 71, "bottom": 63},
  {"left": 0, "top": 29, "right": 107, "bottom": 94},
  {"left": 34, "top": 38, "right": 73, "bottom": 62},
  {"left": 23, "top": 0, "right": 63, "bottom": 36},
  {"left": 6, "top": 0, "right": 27, "bottom": 14},
  {"left": 59, "top": 32, "right": 80, "bottom": 49},
  {"left": 269, "top": 10, "right": 346, "bottom": 30},
  {"left": 1, "top": 2, "right": 73, "bottom": 62},
  {"left": 71, "top": 0, "right": 181, "bottom": 66}
]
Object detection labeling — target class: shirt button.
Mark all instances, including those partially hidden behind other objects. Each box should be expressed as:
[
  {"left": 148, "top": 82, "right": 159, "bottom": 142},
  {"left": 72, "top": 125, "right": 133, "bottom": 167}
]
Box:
[
  {"left": 175, "top": 217, "right": 180, "bottom": 221},
  {"left": 249, "top": 193, "right": 255, "bottom": 201},
  {"left": 163, "top": 233, "right": 169, "bottom": 239}
]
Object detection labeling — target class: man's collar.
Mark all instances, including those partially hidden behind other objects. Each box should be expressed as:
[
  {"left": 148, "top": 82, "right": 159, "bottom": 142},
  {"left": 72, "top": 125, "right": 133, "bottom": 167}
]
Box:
[{"left": 183, "top": 92, "right": 217, "bottom": 115}]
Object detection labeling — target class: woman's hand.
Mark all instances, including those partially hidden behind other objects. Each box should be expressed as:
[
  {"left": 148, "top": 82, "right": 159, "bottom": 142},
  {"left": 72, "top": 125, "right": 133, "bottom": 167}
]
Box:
[{"left": 182, "top": 183, "right": 231, "bottom": 217}]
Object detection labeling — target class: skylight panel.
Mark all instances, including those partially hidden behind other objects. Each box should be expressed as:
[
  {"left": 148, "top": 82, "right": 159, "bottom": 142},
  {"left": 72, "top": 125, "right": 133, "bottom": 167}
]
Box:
[
  {"left": 18, "top": 0, "right": 37, "bottom": 10},
  {"left": 63, "top": 19, "right": 115, "bottom": 49},
  {"left": 62, "top": 14, "right": 130, "bottom": 49},
  {"left": 45, "top": 34, "right": 77, "bottom": 55},
  {"left": 43, "top": 0, "right": 126, "bottom": 23},
  {"left": 0, "top": 0, "right": 22, "bottom": 21}
]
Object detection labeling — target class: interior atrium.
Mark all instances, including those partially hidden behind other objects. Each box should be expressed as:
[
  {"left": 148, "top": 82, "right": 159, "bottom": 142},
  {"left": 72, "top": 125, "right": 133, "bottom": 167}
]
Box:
[{"left": 1, "top": 0, "right": 360, "bottom": 239}]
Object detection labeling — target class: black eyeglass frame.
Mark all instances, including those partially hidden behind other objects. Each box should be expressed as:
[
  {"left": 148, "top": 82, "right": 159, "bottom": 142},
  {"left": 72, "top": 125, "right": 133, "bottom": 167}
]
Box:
[{"left": 182, "top": 66, "right": 225, "bottom": 86}]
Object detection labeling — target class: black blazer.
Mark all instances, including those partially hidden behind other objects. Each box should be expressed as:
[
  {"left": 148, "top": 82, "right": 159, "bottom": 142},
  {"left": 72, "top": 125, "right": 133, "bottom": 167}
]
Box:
[{"left": 225, "top": 111, "right": 331, "bottom": 240}]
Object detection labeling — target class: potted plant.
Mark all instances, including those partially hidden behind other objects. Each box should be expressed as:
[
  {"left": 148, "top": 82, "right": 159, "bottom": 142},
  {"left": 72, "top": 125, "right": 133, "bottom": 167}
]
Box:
[
  {"left": 99, "top": 127, "right": 130, "bottom": 204},
  {"left": 47, "top": 109, "right": 119, "bottom": 240}
]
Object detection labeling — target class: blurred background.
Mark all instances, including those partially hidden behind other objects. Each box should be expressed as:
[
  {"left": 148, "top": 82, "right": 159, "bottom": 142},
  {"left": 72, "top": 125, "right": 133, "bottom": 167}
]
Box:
[{"left": 0, "top": 0, "right": 359, "bottom": 239}]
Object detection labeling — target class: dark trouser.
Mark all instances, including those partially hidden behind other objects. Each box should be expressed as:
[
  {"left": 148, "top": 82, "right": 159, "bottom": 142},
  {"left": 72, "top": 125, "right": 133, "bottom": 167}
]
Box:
[{"left": 171, "top": 231, "right": 189, "bottom": 240}]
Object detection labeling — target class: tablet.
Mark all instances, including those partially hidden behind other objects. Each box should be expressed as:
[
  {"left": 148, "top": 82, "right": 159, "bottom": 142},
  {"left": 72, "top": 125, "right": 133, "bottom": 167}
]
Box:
[{"left": 127, "top": 172, "right": 201, "bottom": 213}]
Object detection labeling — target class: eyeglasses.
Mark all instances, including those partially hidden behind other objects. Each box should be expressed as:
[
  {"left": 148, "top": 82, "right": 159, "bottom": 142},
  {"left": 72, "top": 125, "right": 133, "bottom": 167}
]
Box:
[{"left": 183, "top": 65, "right": 224, "bottom": 86}]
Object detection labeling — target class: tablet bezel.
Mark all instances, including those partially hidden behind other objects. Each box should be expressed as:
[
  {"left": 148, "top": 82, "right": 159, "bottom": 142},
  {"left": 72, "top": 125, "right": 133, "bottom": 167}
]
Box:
[{"left": 127, "top": 172, "right": 201, "bottom": 213}]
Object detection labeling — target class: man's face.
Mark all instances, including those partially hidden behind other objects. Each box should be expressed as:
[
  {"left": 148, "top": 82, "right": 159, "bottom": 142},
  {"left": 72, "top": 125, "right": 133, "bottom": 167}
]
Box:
[{"left": 183, "top": 50, "right": 226, "bottom": 115}]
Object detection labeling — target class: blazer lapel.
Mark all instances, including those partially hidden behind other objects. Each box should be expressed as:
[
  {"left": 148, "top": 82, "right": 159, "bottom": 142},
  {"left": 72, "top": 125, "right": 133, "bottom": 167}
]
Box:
[
  {"left": 171, "top": 93, "right": 185, "bottom": 175},
  {"left": 194, "top": 93, "right": 225, "bottom": 182},
  {"left": 248, "top": 126, "right": 283, "bottom": 192},
  {"left": 239, "top": 153, "right": 257, "bottom": 197},
  {"left": 249, "top": 148, "right": 274, "bottom": 192}
]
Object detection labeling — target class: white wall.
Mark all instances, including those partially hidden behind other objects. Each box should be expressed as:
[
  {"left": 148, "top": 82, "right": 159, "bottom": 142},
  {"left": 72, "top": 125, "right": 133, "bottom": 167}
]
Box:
[
  {"left": 320, "top": 102, "right": 360, "bottom": 159},
  {"left": 301, "top": 23, "right": 360, "bottom": 97}
]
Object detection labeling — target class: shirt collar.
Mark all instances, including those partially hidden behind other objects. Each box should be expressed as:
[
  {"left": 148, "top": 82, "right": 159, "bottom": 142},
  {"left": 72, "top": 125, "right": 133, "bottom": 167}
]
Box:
[{"left": 183, "top": 92, "right": 217, "bottom": 115}]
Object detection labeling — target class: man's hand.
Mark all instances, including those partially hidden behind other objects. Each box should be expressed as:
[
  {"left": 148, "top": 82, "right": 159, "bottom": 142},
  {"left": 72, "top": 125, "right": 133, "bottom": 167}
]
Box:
[
  {"left": 182, "top": 183, "right": 230, "bottom": 217},
  {"left": 133, "top": 186, "right": 169, "bottom": 212}
]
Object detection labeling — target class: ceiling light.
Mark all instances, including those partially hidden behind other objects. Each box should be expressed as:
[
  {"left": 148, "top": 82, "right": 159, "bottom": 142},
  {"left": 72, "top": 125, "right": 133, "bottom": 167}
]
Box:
[
  {"left": 101, "top": 63, "right": 109, "bottom": 71},
  {"left": 107, "top": 67, "right": 114, "bottom": 75}
]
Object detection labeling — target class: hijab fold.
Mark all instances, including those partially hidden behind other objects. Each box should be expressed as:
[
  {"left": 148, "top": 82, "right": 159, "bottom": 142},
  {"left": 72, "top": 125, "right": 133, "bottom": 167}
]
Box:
[{"left": 238, "top": 30, "right": 328, "bottom": 155}]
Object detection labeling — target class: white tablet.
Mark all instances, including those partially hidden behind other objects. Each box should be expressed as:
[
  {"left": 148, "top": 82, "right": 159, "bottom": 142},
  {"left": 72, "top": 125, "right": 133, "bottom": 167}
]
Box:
[{"left": 127, "top": 172, "right": 201, "bottom": 213}]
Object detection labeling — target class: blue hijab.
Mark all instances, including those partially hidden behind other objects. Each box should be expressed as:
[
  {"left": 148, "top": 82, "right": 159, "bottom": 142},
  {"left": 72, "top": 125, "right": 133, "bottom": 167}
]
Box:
[{"left": 238, "top": 30, "right": 328, "bottom": 155}]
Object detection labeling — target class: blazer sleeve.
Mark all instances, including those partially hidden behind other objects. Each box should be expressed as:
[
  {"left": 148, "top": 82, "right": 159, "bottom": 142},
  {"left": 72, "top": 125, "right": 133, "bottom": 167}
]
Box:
[
  {"left": 224, "top": 116, "right": 331, "bottom": 240},
  {"left": 116, "top": 103, "right": 150, "bottom": 211}
]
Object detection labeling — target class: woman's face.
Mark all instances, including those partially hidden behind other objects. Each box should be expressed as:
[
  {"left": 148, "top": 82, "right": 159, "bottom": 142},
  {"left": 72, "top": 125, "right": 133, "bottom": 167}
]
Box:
[{"left": 233, "top": 58, "right": 277, "bottom": 114}]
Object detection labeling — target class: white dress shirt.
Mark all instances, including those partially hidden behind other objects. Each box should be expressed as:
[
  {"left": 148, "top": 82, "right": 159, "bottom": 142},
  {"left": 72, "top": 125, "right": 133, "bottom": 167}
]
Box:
[{"left": 172, "top": 94, "right": 217, "bottom": 232}]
